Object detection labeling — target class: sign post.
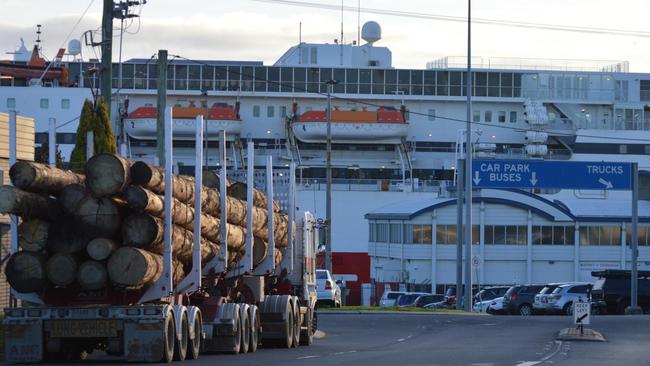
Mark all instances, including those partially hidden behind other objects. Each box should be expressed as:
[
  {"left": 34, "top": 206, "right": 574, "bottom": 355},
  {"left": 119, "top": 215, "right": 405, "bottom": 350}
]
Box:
[{"left": 573, "top": 301, "right": 591, "bottom": 334}]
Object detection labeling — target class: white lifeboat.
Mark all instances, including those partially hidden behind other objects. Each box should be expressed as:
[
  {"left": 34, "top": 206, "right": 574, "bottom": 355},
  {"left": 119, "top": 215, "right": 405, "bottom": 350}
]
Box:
[
  {"left": 525, "top": 144, "right": 548, "bottom": 156},
  {"left": 292, "top": 106, "right": 408, "bottom": 144},
  {"left": 124, "top": 102, "right": 242, "bottom": 141},
  {"left": 525, "top": 131, "right": 548, "bottom": 144}
]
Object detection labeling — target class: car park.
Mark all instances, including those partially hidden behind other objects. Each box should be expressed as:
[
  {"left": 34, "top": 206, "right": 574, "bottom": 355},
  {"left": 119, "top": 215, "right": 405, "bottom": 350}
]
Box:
[
  {"left": 502, "top": 285, "right": 546, "bottom": 315},
  {"left": 316, "top": 269, "right": 342, "bottom": 307},
  {"left": 414, "top": 294, "right": 446, "bottom": 308},
  {"left": 591, "top": 270, "right": 650, "bottom": 314},
  {"left": 533, "top": 283, "right": 566, "bottom": 315},
  {"left": 546, "top": 283, "right": 592, "bottom": 315},
  {"left": 379, "top": 291, "right": 406, "bottom": 307}
]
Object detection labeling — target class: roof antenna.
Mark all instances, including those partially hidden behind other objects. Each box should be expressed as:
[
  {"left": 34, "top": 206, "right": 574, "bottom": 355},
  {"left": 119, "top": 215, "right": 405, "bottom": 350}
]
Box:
[
  {"left": 357, "top": 0, "right": 361, "bottom": 46},
  {"left": 36, "top": 24, "right": 42, "bottom": 53},
  {"left": 340, "top": 0, "right": 344, "bottom": 65},
  {"left": 299, "top": 21, "right": 302, "bottom": 64}
]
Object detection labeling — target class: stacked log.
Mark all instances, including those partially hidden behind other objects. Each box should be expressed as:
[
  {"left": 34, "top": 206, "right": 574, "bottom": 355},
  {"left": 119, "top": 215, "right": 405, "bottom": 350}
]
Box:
[{"left": 1, "top": 154, "right": 294, "bottom": 302}]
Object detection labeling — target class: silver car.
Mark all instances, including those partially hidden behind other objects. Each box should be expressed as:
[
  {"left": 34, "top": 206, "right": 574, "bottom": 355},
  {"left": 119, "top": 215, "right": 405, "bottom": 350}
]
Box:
[
  {"left": 533, "top": 283, "right": 566, "bottom": 314},
  {"left": 316, "top": 270, "right": 341, "bottom": 307},
  {"left": 547, "top": 283, "right": 592, "bottom": 315}
]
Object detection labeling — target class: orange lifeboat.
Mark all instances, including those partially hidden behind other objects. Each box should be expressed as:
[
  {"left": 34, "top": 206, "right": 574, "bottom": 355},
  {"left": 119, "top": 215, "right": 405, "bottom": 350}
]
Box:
[
  {"left": 124, "top": 102, "right": 241, "bottom": 140},
  {"left": 292, "top": 106, "right": 408, "bottom": 143}
]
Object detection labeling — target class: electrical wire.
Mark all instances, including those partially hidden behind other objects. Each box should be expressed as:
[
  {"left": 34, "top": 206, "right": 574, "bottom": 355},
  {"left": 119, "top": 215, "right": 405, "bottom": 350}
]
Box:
[
  {"left": 250, "top": 0, "right": 650, "bottom": 38},
  {"left": 171, "top": 54, "right": 650, "bottom": 143}
]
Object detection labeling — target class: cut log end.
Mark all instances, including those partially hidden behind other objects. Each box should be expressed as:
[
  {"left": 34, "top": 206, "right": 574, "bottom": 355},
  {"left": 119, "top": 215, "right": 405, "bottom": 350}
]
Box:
[
  {"left": 122, "top": 213, "right": 161, "bottom": 249},
  {"left": 130, "top": 161, "right": 154, "bottom": 187},
  {"left": 18, "top": 219, "right": 50, "bottom": 252},
  {"left": 9, "top": 161, "right": 36, "bottom": 190},
  {"left": 85, "top": 154, "right": 131, "bottom": 197},
  {"left": 77, "top": 261, "right": 108, "bottom": 290},
  {"left": 5, "top": 251, "right": 46, "bottom": 294},
  {"left": 124, "top": 185, "right": 150, "bottom": 212},
  {"left": 76, "top": 195, "right": 122, "bottom": 238},
  {"left": 87, "top": 238, "right": 118, "bottom": 261},
  {"left": 46, "top": 253, "right": 78, "bottom": 287},
  {"left": 58, "top": 184, "right": 87, "bottom": 215},
  {"left": 108, "top": 247, "right": 161, "bottom": 289}
]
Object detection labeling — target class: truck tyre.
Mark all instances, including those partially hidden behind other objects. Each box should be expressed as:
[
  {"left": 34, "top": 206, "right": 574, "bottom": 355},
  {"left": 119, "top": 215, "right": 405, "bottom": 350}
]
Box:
[
  {"left": 188, "top": 313, "right": 202, "bottom": 360},
  {"left": 239, "top": 304, "right": 251, "bottom": 354},
  {"left": 162, "top": 311, "right": 176, "bottom": 363},
  {"left": 249, "top": 305, "right": 260, "bottom": 353},
  {"left": 292, "top": 297, "right": 301, "bottom": 347},
  {"left": 284, "top": 299, "right": 294, "bottom": 348},
  {"left": 174, "top": 313, "right": 189, "bottom": 361},
  {"left": 300, "top": 303, "right": 314, "bottom": 346}
]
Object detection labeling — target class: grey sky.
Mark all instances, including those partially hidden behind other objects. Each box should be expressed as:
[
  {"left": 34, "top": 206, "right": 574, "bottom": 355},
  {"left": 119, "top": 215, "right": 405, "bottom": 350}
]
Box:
[{"left": 1, "top": 0, "right": 648, "bottom": 71}]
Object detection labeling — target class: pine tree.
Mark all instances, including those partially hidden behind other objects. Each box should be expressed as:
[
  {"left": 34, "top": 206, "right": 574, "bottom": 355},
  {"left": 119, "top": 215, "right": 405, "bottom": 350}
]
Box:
[
  {"left": 34, "top": 142, "right": 64, "bottom": 168},
  {"left": 94, "top": 97, "right": 117, "bottom": 155},
  {"left": 69, "top": 99, "right": 94, "bottom": 172},
  {"left": 68, "top": 98, "right": 118, "bottom": 172}
]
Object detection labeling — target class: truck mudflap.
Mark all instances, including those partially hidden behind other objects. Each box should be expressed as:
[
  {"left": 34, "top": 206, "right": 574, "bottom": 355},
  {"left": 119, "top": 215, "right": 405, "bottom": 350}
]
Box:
[
  {"left": 123, "top": 320, "right": 165, "bottom": 362},
  {"left": 4, "top": 320, "right": 44, "bottom": 363}
]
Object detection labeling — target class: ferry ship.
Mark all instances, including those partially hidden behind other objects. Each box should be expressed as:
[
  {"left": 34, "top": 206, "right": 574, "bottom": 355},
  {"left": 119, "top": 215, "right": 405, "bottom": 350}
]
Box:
[{"left": 1, "top": 22, "right": 649, "bottom": 305}]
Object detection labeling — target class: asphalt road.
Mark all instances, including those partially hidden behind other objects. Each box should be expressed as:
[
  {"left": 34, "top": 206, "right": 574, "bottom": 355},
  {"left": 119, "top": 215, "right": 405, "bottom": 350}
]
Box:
[{"left": 12, "top": 312, "right": 650, "bottom": 366}]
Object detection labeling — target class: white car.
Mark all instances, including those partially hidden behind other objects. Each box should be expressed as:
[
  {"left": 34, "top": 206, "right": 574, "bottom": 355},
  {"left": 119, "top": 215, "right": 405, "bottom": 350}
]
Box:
[
  {"left": 473, "top": 299, "right": 493, "bottom": 313},
  {"left": 486, "top": 297, "right": 506, "bottom": 314},
  {"left": 316, "top": 269, "right": 341, "bottom": 307}
]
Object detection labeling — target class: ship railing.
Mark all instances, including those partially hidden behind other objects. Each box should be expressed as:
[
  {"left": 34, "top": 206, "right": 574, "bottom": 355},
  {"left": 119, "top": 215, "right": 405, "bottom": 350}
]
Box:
[
  {"left": 297, "top": 178, "right": 446, "bottom": 193},
  {"left": 521, "top": 88, "right": 616, "bottom": 102}
]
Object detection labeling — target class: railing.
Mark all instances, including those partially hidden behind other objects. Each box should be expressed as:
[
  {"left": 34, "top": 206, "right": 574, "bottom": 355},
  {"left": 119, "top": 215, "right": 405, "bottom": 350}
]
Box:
[
  {"left": 522, "top": 88, "right": 616, "bottom": 102},
  {"left": 296, "top": 178, "right": 448, "bottom": 193},
  {"left": 428, "top": 56, "right": 629, "bottom": 73}
]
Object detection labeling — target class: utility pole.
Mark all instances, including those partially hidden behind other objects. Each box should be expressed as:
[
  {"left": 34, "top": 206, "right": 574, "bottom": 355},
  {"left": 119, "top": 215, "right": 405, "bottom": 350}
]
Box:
[
  {"left": 156, "top": 50, "right": 168, "bottom": 166},
  {"left": 325, "top": 79, "right": 338, "bottom": 273},
  {"left": 455, "top": 158, "right": 464, "bottom": 309},
  {"left": 463, "top": 0, "right": 474, "bottom": 312},
  {"left": 100, "top": 0, "right": 113, "bottom": 117}
]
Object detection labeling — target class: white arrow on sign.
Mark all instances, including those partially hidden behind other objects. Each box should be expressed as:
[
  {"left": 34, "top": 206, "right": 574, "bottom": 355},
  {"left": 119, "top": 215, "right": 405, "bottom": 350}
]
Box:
[
  {"left": 473, "top": 171, "right": 481, "bottom": 185},
  {"left": 530, "top": 172, "right": 538, "bottom": 186},
  {"left": 598, "top": 178, "right": 613, "bottom": 189}
]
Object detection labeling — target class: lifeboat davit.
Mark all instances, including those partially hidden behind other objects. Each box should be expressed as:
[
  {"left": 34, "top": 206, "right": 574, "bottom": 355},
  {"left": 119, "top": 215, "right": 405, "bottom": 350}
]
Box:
[
  {"left": 292, "top": 106, "right": 408, "bottom": 144},
  {"left": 124, "top": 102, "right": 241, "bottom": 140}
]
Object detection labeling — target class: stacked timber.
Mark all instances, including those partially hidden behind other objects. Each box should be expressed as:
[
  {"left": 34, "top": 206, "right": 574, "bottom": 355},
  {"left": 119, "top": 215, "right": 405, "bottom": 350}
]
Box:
[{"left": 1, "top": 154, "right": 292, "bottom": 303}]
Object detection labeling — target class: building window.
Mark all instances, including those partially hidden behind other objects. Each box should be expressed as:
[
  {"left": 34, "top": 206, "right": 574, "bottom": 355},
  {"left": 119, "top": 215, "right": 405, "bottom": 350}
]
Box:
[
  {"left": 376, "top": 223, "right": 389, "bottom": 242},
  {"left": 626, "top": 226, "right": 649, "bottom": 246},
  {"left": 389, "top": 223, "right": 402, "bottom": 243},
  {"left": 510, "top": 111, "right": 517, "bottom": 123},
  {"left": 486, "top": 225, "right": 526, "bottom": 245},
  {"left": 409, "top": 224, "right": 432, "bottom": 244},
  {"left": 498, "top": 111, "right": 506, "bottom": 123},
  {"left": 427, "top": 109, "right": 436, "bottom": 121},
  {"left": 473, "top": 110, "right": 481, "bottom": 122},
  {"left": 40, "top": 98, "right": 49, "bottom": 109},
  {"left": 280, "top": 106, "right": 287, "bottom": 118},
  {"left": 619, "top": 145, "right": 627, "bottom": 154},
  {"left": 484, "top": 111, "right": 492, "bottom": 123},
  {"left": 61, "top": 99, "right": 70, "bottom": 109},
  {"left": 436, "top": 224, "right": 478, "bottom": 244},
  {"left": 369, "top": 223, "right": 377, "bottom": 242},
  {"left": 267, "top": 105, "right": 275, "bottom": 118},
  {"left": 580, "top": 225, "right": 621, "bottom": 245},
  {"left": 6, "top": 98, "right": 16, "bottom": 109},
  {"left": 253, "top": 105, "right": 260, "bottom": 118},
  {"left": 532, "top": 225, "right": 574, "bottom": 245}
]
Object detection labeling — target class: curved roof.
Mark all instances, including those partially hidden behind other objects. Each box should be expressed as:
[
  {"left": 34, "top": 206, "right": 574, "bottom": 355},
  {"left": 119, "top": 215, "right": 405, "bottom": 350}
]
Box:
[{"left": 365, "top": 189, "right": 650, "bottom": 223}]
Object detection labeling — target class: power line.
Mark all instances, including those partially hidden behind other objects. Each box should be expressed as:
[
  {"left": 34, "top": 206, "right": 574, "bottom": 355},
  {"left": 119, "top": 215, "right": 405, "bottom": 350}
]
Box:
[
  {"left": 250, "top": 0, "right": 650, "bottom": 38},
  {"left": 171, "top": 54, "right": 650, "bottom": 143}
]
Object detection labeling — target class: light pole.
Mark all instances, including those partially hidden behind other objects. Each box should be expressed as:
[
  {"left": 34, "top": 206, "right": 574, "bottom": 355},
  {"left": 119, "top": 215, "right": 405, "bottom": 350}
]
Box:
[
  {"left": 325, "top": 79, "right": 338, "bottom": 273},
  {"left": 463, "top": 0, "right": 474, "bottom": 312}
]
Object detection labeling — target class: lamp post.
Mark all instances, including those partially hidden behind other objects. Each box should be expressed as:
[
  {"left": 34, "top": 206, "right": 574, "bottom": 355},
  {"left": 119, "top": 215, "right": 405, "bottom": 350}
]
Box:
[
  {"left": 325, "top": 79, "right": 338, "bottom": 273},
  {"left": 463, "top": 0, "right": 474, "bottom": 312}
]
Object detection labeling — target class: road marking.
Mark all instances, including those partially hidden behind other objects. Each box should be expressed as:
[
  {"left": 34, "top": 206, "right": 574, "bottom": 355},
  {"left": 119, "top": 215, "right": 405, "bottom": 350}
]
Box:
[
  {"left": 516, "top": 341, "right": 563, "bottom": 366},
  {"left": 297, "top": 355, "right": 320, "bottom": 359},
  {"left": 481, "top": 323, "right": 497, "bottom": 326},
  {"left": 397, "top": 338, "right": 406, "bottom": 342}
]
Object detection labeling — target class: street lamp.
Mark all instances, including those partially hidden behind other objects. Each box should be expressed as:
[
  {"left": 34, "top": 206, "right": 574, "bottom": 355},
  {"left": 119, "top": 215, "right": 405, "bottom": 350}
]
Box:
[{"left": 325, "top": 79, "right": 338, "bottom": 273}]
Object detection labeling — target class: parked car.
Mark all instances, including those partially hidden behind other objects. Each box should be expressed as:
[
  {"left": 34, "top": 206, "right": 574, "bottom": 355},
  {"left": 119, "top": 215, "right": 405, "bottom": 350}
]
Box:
[
  {"left": 546, "top": 283, "right": 592, "bottom": 315},
  {"left": 424, "top": 299, "right": 454, "bottom": 310},
  {"left": 473, "top": 286, "right": 510, "bottom": 312},
  {"left": 316, "top": 269, "right": 341, "bottom": 307},
  {"left": 502, "top": 285, "right": 546, "bottom": 315},
  {"left": 591, "top": 270, "right": 650, "bottom": 314},
  {"left": 414, "top": 294, "right": 446, "bottom": 308},
  {"left": 396, "top": 292, "right": 430, "bottom": 307},
  {"left": 533, "top": 283, "right": 566, "bottom": 315},
  {"left": 486, "top": 296, "right": 506, "bottom": 314},
  {"left": 379, "top": 291, "right": 406, "bottom": 307}
]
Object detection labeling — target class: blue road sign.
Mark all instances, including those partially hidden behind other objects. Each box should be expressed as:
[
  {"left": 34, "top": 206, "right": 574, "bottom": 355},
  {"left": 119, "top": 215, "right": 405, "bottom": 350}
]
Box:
[{"left": 472, "top": 160, "right": 632, "bottom": 190}]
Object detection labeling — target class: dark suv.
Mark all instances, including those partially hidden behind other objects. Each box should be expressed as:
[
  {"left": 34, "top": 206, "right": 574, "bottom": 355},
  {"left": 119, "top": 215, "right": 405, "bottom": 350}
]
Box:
[
  {"left": 502, "top": 285, "right": 546, "bottom": 316},
  {"left": 591, "top": 270, "right": 650, "bottom": 314}
]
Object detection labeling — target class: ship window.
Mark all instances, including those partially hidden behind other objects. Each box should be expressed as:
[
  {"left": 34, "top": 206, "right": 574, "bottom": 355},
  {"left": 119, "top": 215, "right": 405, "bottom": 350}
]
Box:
[
  {"left": 474, "top": 72, "right": 487, "bottom": 97},
  {"left": 333, "top": 69, "right": 345, "bottom": 93},
  {"left": 61, "top": 99, "right": 70, "bottom": 109},
  {"left": 346, "top": 69, "right": 358, "bottom": 94},
  {"left": 280, "top": 106, "right": 287, "bottom": 118},
  {"left": 215, "top": 66, "right": 228, "bottom": 91},
  {"left": 240, "top": 66, "right": 253, "bottom": 92},
  {"left": 423, "top": 70, "right": 435, "bottom": 95},
  {"left": 253, "top": 66, "right": 266, "bottom": 92},
  {"left": 450, "top": 71, "right": 462, "bottom": 96},
  {"left": 175, "top": 65, "right": 188, "bottom": 90},
  {"left": 267, "top": 105, "right": 275, "bottom": 118},
  {"left": 289, "top": 68, "right": 302, "bottom": 93},
  {"left": 360, "top": 69, "right": 371, "bottom": 94},
  {"left": 501, "top": 73, "right": 513, "bottom": 97},
  {"left": 40, "top": 98, "right": 49, "bottom": 109},
  {"left": 513, "top": 73, "right": 522, "bottom": 97},
  {"left": 473, "top": 110, "right": 481, "bottom": 122},
  {"left": 484, "top": 111, "right": 492, "bottom": 123},
  {"left": 641, "top": 80, "right": 650, "bottom": 101},
  {"left": 253, "top": 105, "right": 260, "bottom": 118},
  {"left": 488, "top": 73, "right": 500, "bottom": 97},
  {"left": 310, "top": 47, "right": 317, "bottom": 64},
  {"left": 372, "top": 69, "right": 385, "bottom": 95},
  {"left": 436, "top": 71, "right": 449, "bottom": 96},
  {"left": 6, "top": 98, "right": 16, "bottom": 109},
  {"left": 307, "top": 68, "right": 319, "bottom": 93},
  {"left": 509, "top": 111, "right": 517, "bottom": 123},
  {"left": 189, "top": 65, "right": 202, "bottom": 90},
  {"left": 148, "top": 64, "right": 158, "bottom": 89},
  {"left": 227, "top": 66, "right": 241, "bottom": 91},
  {"left": 411, "top": 70, "right": 423, "bottom": 96},
  {"left": 428, "top": 109, "right": 436, "bottom": 121},
  {"left": 498, "top": 111, "right": 506, "bottom": 123},
  {"left": 202, "top": 65, "right": 214, "bottom": 91}
]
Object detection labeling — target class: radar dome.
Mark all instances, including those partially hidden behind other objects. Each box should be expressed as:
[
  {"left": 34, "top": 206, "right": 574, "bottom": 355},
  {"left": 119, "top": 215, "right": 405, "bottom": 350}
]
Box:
[
  {"left": 68, "top": 39, "right": 81, "bottom": 56},
  {"left": 361, "top": 21, "right": 381, "bottom": 44}
]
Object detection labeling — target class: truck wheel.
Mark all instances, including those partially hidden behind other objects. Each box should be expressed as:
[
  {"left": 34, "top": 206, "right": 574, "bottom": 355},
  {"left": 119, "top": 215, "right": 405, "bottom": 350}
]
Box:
[
  {"left": 300, "top": 304, "right": 314, "bottom": 346},
  {"left": 162, "top": 311, "right": 176, "bottom": 363},
  {"left": 284, "top": 300, "right": 294, "bottom": 348},
  {"left": 174, "top": 313, "right": 188, "bottom": 361},
  {"left": 188, "top": 313, "right": 201, "bottom": 360},
  {"left": 292, "top": 297, "right": 301, "bottom": 347},
  {"left": 249, "top": 305, "right": 260, "bottom": 353},
  {"left": 239, "top": 304, "right": 250, "bottom": 354}
]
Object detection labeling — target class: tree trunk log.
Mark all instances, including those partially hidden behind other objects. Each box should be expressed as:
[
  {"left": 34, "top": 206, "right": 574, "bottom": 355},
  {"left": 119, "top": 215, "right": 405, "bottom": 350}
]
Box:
[
  {"left": 228, "top": 182, "right": 281, "bottom": 213},
  {"left": 5, "top": 251, "right": 47, "bottom": 293},
  {"left": 47, "top": 218, "right": 87, "bottom": 254},
  {"left": 130, "top": 161, "right": 196, "bottom": 204},
  {"left": 85, "top": 154, "right": 132, "bottom": 197},
  {"left": 77, "top": 260, "right": 108, "bottom": 290},
  {"left": 86, "top": 238, "right": 119, "bottom": 261},
  {"left": 252, "top": 237, "right": 267, "bottom": 267},
  {"left": 201, "top": 170, "right": 232, "bottom": 190},
  {"left": 10, "top": 161, "right": 85, "bottom": 194},
  {"left": 107, "top": 247, "right": 185, "bottom": 290},
  {"left": 46, "top": 253, "right": 79, "bottom": 287},
  {"left": 0, "top": 185, "right": 62, "bottom": 221},
  {"left": 18, "top": 219, "right": 50, "bottom": 252},
  {"left": 58, "top": 183, "right": 88, "bottom": 215},
  {"left": 121, "top": 213, "right": 220, "bottom": 265},
  {"left": 75, "top": 194, "right": 122, "bottom": 238}
]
